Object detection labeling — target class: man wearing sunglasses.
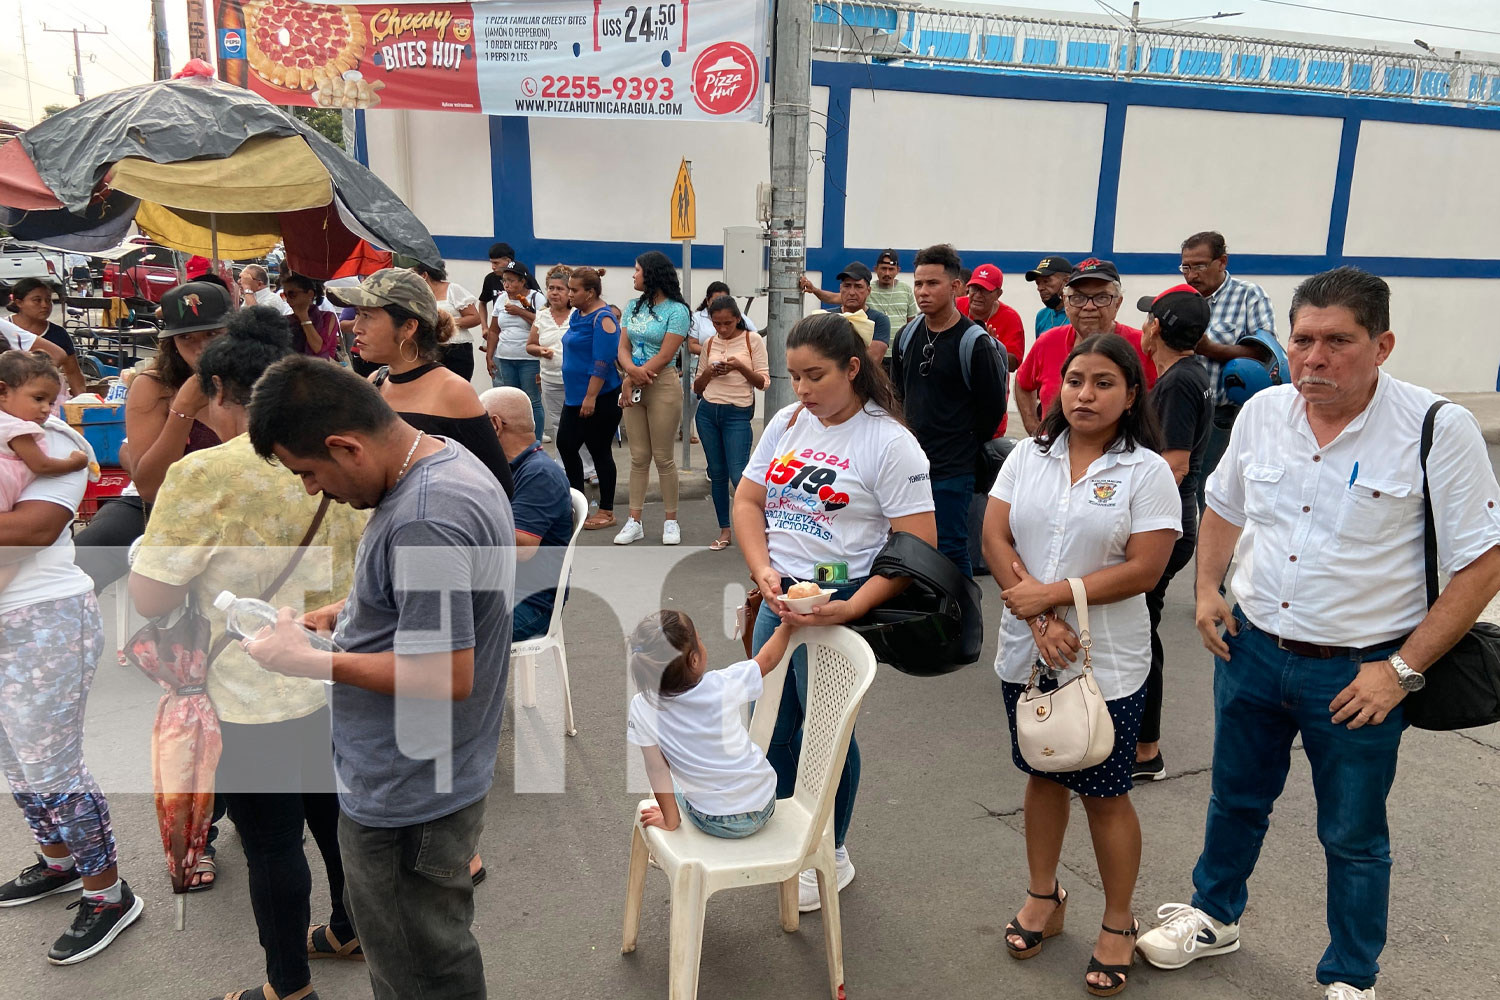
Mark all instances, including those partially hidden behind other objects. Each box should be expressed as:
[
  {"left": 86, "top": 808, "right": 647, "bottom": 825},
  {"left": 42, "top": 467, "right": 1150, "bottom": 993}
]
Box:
[
  {"left": 890, "top": 244, "right": 1008, "bottom": 578},
  {"left": 1014, "top": 258, "right": 1158, "bottom": 436},
  {"left": 1179, "top": 231, "right": 1277, "bottom": 514}
]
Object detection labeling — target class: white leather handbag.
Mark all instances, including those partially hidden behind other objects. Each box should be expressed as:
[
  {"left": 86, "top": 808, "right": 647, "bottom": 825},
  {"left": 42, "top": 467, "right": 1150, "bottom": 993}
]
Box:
[{"left": 1015, "top": 577, "right": 1116, "bottom": 773}]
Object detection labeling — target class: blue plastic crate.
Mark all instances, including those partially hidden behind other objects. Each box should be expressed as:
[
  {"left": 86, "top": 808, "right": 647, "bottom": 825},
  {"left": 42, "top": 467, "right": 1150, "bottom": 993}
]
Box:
[{"left": 65, "top": 402, "right": 126, "bottom": 467}]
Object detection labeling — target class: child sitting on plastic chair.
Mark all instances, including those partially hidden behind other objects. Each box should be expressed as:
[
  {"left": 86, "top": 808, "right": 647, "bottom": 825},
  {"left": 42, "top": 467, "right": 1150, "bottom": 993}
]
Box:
[{"left": 627, "top": 609, "right": 793, "bottom": 839}]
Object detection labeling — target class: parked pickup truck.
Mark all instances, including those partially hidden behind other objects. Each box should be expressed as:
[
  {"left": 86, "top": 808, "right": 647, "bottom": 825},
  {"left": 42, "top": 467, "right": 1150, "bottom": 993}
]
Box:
[
  {"left": 0, "top": 240, "right": 66, "bottom": 288},
  {"left": 100, "top": 243, "right": 235, "bottom": 303}
]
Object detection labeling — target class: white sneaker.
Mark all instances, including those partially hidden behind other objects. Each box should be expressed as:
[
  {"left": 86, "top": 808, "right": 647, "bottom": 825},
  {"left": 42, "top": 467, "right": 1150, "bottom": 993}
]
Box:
[
  {"left": 797, "top": 847, "right": 855, "bottom": 912},
  {"left": 1135, "top": 903, "right": 1240, "bottom": 970},
  {"left": 662, "top": 520, "right": 681, "bottom": 545},
  {"left": 542, "top": 433, "right": 553, "bottom": 444},
  {"left": 613, "top": 518, "right": 644, "bottom": 545},
  {"left": 1325, "top": 984, "right": 1375, "bottom": 1000}
]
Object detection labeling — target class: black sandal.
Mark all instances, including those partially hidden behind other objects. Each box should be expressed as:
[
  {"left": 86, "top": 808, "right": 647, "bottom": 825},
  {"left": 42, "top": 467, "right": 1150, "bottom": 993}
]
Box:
[
  {"left": 1003, "top": 882, "right": 1067, "bottom": 960},
  {"left": 1085, "top": 919, "right": 1138, "bottom": 997}
]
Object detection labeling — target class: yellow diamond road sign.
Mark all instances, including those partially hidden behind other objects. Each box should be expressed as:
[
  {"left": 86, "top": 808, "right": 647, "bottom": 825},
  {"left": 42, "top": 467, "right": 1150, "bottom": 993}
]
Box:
[{"left": 671, "top": 159, "right": 696, "bottom": 241}]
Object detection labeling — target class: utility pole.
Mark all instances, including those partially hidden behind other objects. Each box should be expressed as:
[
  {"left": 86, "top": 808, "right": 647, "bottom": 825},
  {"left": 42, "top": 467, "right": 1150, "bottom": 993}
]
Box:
[
  {"left": 18, "top": 2, "right": 36, "bottom": 122},
  {"left": 1128, "top": 1, "right": 1140, "bottom": 76},
  {"left": 151, "top": 0, "right": 172, "bottom": 80},
  {"left": 42, "top": 24, "right": 108, "bottom": 103},
  {"left": 185, "top": 0, "right": 212, "bottom": 65},
  {"left": 763, "top": 0, "right": 812, "bottom": 418}
]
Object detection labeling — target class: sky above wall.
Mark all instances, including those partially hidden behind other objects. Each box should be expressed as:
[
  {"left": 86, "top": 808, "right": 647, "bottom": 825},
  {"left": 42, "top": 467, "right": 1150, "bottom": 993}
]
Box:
[{"left": 1, "top": 0, "right": 1497, "bottom": 127}]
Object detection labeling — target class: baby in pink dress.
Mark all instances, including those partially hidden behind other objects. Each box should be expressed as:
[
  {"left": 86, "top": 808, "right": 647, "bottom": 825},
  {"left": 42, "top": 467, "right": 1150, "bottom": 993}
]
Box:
[{"left": 0, "top": 351, "right": 90, "bottom": 509}]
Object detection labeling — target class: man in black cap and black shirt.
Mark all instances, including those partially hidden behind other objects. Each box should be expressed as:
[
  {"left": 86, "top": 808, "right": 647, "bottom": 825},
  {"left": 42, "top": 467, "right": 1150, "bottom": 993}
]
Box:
[
  {"left": 890, "top": 244, "right": 1008, "bottom": 578},
  {"left": 1024, "top": 254, "right": 1073, "bottom": 340},
  {"left": 1134, "top": 284, "right": 1214, "bottom": 782}
]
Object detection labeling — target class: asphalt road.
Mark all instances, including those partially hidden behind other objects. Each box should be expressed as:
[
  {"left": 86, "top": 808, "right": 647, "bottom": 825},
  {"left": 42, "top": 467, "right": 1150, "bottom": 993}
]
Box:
[{"left": 3, "top": 448, "right": 1499, "bottom": 1000}]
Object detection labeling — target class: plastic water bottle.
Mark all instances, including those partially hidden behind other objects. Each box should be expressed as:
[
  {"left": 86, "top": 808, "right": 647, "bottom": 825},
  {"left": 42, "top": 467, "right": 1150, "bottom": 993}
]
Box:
[{"left": 213, "top": 591, "right": 342, "bottom": 652}]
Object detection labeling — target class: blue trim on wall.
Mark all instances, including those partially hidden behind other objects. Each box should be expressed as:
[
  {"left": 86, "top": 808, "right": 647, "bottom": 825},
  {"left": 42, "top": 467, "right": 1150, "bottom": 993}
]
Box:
[
  {"left": 426, "top": 60, "right": 1500, "bottom": 285},
  {"left": 1325, "top": 117, "right": 1362, "bottom": 259},
  {"left": 819, "top": 82, "right": 853, "bottom": 269},
  {"left": 491, "top": 116, "right": 536, "bottom": 263},
  {"left": 1091, "top": 99, "right": 1128, "bottom": 257},
  {"left": 353, "top": 110, "right": 369, "bottom": 167}
]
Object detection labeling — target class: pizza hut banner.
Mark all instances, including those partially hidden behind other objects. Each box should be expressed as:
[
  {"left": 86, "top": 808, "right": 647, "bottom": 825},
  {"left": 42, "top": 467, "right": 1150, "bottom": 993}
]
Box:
[{"left": 215, "top": 1, "right": 768, "bottom": 122}]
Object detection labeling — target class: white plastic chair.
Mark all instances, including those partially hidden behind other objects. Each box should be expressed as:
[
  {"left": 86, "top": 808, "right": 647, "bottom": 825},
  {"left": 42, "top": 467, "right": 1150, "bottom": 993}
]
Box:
[
  {"left": 512, "top": 488, "right": 587, "bottom": 737},
  {"left": 621, "top": 625, "right": 877, "bottom": 1000}
]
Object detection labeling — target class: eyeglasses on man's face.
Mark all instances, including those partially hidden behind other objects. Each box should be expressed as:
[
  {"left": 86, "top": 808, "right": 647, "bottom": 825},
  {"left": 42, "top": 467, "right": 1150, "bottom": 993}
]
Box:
[
  {"left": 1066, "top": 292, "right": 1117, "bottom": 308},
  {"left": 1179, "top": 259, "right": 1221, "bottom": 274}
]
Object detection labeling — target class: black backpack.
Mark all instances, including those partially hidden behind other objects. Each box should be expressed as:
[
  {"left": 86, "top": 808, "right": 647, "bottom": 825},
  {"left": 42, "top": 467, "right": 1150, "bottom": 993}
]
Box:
[{"left": 848, "top": 532, "right": 984, "bottom": 676}]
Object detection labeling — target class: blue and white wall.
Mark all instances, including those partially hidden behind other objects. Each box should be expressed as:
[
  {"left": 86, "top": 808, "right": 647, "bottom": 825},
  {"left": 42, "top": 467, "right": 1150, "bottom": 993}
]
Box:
[{"left": 359, "top": 59, "right": 1500, "bottom": 392}]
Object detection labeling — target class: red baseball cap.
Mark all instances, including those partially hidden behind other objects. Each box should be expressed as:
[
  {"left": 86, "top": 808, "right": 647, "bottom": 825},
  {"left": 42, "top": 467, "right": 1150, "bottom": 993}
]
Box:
[
  {"left": 185, "top": 255, "right": 213, "bottom": 279},
  {"left": 968, "top": 263, "right": 1004, "bottom": 291}
]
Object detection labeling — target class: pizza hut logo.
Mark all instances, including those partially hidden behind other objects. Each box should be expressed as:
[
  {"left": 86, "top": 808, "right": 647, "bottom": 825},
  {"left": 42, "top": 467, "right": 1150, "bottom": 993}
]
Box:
[
  {"left": 453, "top": 18, "right": 472, "bottom": 43},
  {"left": 691, "top": 41, "right": 758, "bottom": 116}
]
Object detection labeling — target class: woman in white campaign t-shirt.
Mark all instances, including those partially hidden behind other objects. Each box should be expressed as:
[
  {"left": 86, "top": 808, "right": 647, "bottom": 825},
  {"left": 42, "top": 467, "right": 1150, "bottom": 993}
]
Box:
[
  {"left": 980, "top": 333, "right": 1179, "bottom": 991},
  {"left": 734, "top": 310, "right": 936, "bottom": 912}
]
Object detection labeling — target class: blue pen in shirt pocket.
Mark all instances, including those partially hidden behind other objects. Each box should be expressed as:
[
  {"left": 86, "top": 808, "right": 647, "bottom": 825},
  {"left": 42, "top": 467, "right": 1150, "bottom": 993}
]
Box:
[{"left": 1349, "top": 461, "right": 1359, "bottom": 489}]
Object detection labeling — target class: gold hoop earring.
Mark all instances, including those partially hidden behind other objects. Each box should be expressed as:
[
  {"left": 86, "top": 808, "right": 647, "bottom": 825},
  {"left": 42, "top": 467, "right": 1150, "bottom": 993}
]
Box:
[{"left": 399, "top": 338, "right": 420, "bottom": 364}]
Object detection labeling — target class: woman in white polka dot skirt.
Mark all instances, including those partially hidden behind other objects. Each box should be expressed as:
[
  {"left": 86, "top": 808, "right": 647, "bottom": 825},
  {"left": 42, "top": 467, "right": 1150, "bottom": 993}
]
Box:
[{"left": 981, "top": 334, "right": 1182, "bottom": 997}]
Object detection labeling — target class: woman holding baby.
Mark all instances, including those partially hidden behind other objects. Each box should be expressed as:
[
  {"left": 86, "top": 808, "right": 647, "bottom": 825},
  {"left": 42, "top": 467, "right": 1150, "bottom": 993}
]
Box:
[{"left": 732, "top": 309, "right": 936, "bottom": 915}]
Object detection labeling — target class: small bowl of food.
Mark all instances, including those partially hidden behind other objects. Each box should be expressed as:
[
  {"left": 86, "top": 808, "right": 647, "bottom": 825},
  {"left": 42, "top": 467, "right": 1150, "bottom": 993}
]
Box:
[{"left": 781, "top": 580, "right": 836, "bottom": 614}]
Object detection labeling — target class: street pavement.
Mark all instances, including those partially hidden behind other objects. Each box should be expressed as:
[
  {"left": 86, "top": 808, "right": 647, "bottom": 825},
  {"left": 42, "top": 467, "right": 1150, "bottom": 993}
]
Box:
[{"left": 2, "top": 446, "right": 1499, "bottom": 1000}]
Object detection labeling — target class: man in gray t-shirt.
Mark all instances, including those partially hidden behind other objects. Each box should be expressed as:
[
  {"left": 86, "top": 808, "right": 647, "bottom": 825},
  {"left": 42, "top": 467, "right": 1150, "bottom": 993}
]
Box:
[{"left": 245, "top": 343, "right": 513, "bottom": 999}]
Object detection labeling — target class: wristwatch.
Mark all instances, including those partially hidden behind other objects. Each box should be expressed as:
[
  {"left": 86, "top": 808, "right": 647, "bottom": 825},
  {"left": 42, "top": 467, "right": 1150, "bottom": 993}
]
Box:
[{"left": 1388, "top": 653, "right": 1426, "bottom": 692}]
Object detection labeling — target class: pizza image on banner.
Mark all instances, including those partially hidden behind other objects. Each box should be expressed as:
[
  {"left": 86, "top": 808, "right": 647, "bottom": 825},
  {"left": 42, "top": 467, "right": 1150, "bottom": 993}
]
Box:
[{"left": 243, "top": 0, "right": 366, "bottom": 92}]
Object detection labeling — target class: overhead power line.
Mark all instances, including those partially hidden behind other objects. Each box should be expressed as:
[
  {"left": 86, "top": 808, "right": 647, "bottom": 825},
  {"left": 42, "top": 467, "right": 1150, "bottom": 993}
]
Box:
[{"left": 1246, "top": 0, "right": 1500, "bottom": 37}]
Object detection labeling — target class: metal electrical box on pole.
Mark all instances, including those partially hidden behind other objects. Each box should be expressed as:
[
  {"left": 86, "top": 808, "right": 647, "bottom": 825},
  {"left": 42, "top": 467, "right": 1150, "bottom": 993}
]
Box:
[
  {"left": 764, "top": 0, "right": 812, "bottom": 418},
  {"left": 672, "top": 159, "right": 696, "bottom": 470}
]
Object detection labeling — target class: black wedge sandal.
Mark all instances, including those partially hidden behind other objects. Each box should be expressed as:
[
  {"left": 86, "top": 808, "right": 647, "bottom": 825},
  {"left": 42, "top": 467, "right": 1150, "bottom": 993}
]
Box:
[
  {"left": 1085, "top": 918, "right": 1139, "bottom": 997},
  {"left": 1003, "top": 882, "right": 1068, "bottom": 960}
]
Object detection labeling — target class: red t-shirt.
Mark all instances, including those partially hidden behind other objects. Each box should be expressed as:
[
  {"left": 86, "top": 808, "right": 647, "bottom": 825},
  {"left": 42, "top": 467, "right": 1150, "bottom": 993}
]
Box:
[
  {"left": 957, "top": 296, "right": 1026, "bottom": 365},
  {"left": 1014, "top": 322, "right": 1158, "bottom": 419}
]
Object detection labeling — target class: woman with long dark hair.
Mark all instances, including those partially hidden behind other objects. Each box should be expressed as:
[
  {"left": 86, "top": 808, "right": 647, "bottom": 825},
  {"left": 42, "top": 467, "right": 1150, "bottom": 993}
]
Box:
[
  {"left": 558, "top": 267, "right": 621, "bottom": 529},
  {"left": 692, "top": 295, "right": 767, "bottom": 550},
  {"left": 130, "top": 306, "right": 368, "bottom": 1000},
  {"left": 73, "top": 281, "right": 227, "bottom": 596},
  {"left": 2, "top": 277, "right": 85, "bottom": 396},
  {"left": 279, "top": 272, "right": 341, "bottom": 361},
  {"left": 333, "top": 268, "right": 514, "bottom": 497},
  {"left": 733, "top": 309, "right": 937, "bottom": 913},
  {"left": 981, "top": 334, "right": 1180, "bottom": 996},
  {"left": 614, "top": 251, "right": 691, "bottom": 545},
  {"left": 410, "top": 261, "right": 483, "bottom": 382}
]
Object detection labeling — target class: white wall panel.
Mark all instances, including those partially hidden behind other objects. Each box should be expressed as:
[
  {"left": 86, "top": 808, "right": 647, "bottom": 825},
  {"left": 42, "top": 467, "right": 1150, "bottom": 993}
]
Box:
[
  {"left": 362, "top": 110, "right": 496, "bottom": 240},
  {"left": 843, "top": 91, "right": 1105, "bottom": 251},
  {"left": 1119, "top": 273, "right": 1493, "bottom": 393},
  {"left": 529, "top": 88, "right": 826, "bottom": 249},
  {"left": 1114, "top": 107, "right": 1341, "bottom": 256},
  {"left": 1344, "top": 121, "right": 1500, "bottom": 260}
]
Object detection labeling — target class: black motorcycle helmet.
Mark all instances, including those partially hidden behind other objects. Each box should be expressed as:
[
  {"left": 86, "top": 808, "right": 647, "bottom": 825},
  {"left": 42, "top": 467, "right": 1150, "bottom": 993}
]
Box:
[{"left": 848, "top": 532, "right": 984, "bottom": 676}]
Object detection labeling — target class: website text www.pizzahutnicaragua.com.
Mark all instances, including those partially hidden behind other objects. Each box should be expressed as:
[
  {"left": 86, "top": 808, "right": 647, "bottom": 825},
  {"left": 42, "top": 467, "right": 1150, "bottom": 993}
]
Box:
[{"left": 512, "top": 99, "right": 686, "bottom": 115}]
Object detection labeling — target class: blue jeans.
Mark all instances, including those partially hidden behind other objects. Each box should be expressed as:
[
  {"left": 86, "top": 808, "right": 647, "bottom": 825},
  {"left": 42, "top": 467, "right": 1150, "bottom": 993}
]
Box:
[
  {"left": 1191, "top": 610, "right": 1404, "bottom": 990},
  {"left": 694, "top": 400, "right": 754, "bottom": 529},
  {"left": 512, "top": 597, "right": 552, "bottom": 642},
  {"left": 930, "top": 473, "right": 975, "bottom": 578},
  {"left": 676, "top": 793, "right": 775, "bottom": 839},
  {"left": 753, "top": 579, "right": 863, "bottom": 848},
  {"left": 495, "top": 358, "right": 544, "bottom": 442}
]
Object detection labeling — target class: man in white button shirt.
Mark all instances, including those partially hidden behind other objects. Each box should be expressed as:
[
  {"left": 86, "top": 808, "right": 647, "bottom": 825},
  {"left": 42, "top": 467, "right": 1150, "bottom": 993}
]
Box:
[
  {"left": 1136, "top": 267, "right": 1500, "bottom": 1000},
  {"left": 238, "top": 264, "right": 282, "bottom": 311}
]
